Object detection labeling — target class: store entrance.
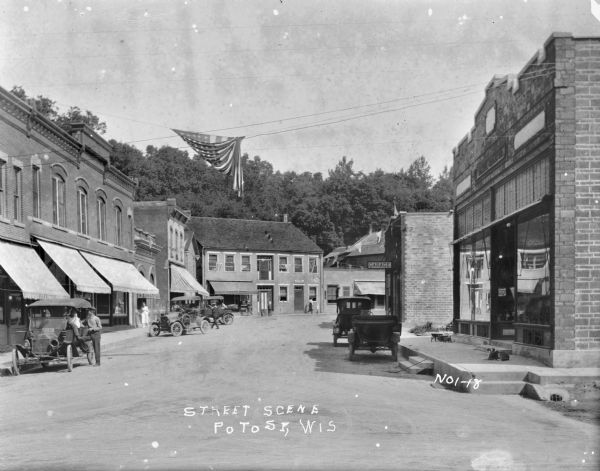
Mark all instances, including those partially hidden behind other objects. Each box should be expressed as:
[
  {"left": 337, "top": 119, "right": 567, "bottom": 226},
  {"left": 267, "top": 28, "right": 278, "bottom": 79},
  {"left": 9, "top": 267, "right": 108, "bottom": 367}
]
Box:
[{"left": 491, "top": 222, "right": 516, "bottom": 340}]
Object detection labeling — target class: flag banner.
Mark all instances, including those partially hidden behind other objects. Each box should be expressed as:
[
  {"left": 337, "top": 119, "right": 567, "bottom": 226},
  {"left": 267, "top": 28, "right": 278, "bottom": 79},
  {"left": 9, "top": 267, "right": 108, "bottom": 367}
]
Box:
[{"left": 173, "top": 129, "right": 245, "bottom": 196}]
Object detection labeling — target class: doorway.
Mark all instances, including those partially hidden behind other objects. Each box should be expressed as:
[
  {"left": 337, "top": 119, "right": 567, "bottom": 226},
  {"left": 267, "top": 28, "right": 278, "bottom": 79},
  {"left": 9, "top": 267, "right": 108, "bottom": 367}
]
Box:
[
  {"left": 491, "top": 221, "right": 516, "bottom": 340},
  {"left": 294, "top": 285, "right": 305, "bottom": 312}
]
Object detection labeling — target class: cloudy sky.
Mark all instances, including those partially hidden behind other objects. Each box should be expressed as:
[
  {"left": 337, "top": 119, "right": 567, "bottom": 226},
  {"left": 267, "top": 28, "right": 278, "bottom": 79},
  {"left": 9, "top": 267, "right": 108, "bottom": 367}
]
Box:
[{"left": 1, "top": 0, "right": 598, "bottom": 178}]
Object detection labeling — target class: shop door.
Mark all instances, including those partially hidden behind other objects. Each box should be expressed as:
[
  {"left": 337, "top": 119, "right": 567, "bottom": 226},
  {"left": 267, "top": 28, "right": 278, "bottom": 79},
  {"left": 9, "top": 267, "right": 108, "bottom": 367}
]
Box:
[
  {"left": 294, "top": 285, "right": 304, "bottom": 312},
  {"left": 257, "top": 286, "right": 273, "bottom": 316},
  {"left": 491, "top": 222, "right": 516, "bottom": 340}
]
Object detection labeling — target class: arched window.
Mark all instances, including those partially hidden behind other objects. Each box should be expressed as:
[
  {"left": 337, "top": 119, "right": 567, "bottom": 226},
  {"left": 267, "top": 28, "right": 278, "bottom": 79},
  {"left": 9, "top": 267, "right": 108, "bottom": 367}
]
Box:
[
  {"left": 97, "top": 197, "right": 106, "bottom": 241},
  {"left": 52, "top": 174, "right": 66, "bottom": 227},
  {"left": 115, "top": 205, "right": 122, "bottom": 246},
  {"left": 77, "top": 187, "right": 88, "bottom": 234}
]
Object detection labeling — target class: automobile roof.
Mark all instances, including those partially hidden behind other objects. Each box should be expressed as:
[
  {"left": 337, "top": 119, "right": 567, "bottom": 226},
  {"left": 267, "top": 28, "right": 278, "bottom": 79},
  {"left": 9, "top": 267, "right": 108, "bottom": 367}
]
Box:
[{"left": 171, "top": 295, "right": 203, "bottom": 302}]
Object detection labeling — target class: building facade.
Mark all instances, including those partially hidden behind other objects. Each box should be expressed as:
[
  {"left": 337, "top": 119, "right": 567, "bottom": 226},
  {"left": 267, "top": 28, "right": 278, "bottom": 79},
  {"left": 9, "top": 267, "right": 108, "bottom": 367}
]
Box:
[
  {"left": 0, "top": 86, "right": 159, "bottom": 346},
  {"left": 451, "top": 33, "right": 600, "bottom": 367},
  {"left": 133, "top": 199, "right": 208, "bottom": 314},
  {"left": 188, "top": 217, "right": 323, "bottom": 315},
  {"left": 385, "top": 212, "right": 453, "bottom": 328}
]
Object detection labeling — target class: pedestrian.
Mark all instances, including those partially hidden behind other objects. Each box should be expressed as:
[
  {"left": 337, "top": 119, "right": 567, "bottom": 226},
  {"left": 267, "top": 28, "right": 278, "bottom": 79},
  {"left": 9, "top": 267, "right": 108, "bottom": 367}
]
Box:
[
  {"left": 67, "top": 310, "right": 93, "bottom": 365},
  {"left": 308, "top": 298, "right": 314, "bottom": 315},
  {"left": 141, "top": 302, "right": 149, "bottom": 328},
  {"left": 86, "top": 309, "right": 102, "bottom": 367}
]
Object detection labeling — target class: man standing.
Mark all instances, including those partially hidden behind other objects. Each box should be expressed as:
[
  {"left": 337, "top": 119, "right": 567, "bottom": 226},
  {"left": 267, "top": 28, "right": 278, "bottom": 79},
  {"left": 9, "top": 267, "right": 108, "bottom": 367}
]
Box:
[
  {"left": 67, "top": 310, "right": 93, "bottom": 365},
  {"left": 86, "top": 309, "right": 102, "bottom": 367}
]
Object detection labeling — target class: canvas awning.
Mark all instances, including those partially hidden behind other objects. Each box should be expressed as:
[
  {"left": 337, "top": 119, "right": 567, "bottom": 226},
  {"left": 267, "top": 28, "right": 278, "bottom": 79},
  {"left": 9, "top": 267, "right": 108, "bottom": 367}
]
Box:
[
  {"left": 0, "top": 240, "right": 69, "bottom": 299},
  {"left": 209, "top": 281, "right": 258, "bottom": 295},
  {"left": 170, "top": 265, "right": 209, "bottom": 296},
  {"left": 353, "top": 281, "right": 385, "bottom": 296},
  {"left": 80, "top": 252, "right": 160, "bottom": 298},
  {"left": 38, "top": 240, "right": 111, "bottom": 294}
]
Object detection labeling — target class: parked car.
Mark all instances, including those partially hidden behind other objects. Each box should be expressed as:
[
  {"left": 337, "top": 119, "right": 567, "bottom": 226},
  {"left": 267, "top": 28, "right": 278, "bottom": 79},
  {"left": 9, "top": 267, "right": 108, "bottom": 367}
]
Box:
[
  {"left": 11, "top": 298, "right": 95, "bottom": 375},
  {"left": 332, "top": 296, "right": 372, "bottom": 346},
  {"left": 348, "top": 315, "right": 401, "bottom": 362},
  {"left": 202, "top": 296, "right": 234, "bottom": 326},
  {"left": 149, "top": 295, "right": 210, "bottom": 337}
]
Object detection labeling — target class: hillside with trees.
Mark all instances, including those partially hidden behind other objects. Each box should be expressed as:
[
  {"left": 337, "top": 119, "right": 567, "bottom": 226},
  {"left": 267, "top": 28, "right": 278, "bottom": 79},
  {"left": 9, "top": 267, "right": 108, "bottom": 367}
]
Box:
[{"left": 11, "top": 86, "right": 454, "bottom": 254}]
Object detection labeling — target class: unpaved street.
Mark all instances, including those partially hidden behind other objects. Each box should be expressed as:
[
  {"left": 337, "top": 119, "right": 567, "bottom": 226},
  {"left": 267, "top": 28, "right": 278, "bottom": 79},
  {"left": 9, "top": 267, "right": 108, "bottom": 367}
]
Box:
[{"left": 1, "top": 314, "right": 598, "bottom": 471}]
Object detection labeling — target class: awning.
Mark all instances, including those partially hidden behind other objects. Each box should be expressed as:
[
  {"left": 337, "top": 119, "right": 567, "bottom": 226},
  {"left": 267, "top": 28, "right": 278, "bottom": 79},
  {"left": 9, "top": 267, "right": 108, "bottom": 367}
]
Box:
[
  {"left": 80, "top": 252, "right": 160, "bottom": 298},
  {"left": 170, "top": 265, "right": 209, "bottom": 297},
  {"left": 353, "top": 281, "right": 385, "bottom": 296},
  {"left": 0, "top": 241, "right": 69, "bottom": 299},
  {"left": 38, "top": 240, "right": 111, "bottom": 294},
  {"left": 209, "top": 281, "right": 258, "bottom": 295}
]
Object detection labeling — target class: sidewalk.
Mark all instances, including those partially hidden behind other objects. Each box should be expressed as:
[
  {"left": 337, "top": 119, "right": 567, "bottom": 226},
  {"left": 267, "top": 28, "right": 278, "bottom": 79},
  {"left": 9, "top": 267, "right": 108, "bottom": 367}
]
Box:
[{"left": 0, "top": 326, "right": 148, "bottom": 376}]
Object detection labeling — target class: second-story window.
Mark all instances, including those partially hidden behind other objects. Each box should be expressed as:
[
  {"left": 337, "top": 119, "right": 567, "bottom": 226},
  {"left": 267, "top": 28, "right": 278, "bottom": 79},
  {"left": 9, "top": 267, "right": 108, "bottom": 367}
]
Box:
[
  {"left": 0, "top": 159, "right": 5, "bottom": 217},
  {"left": 97, "top": 198, "right": 106, "bottom": 240},
  {"left": 309, "top": 257, "right": 318, "bottom": 274},
  {"left": 294, "top": 256, "right": 303, "bottom": 273},
  {"left": 13, "top": 166, "right": 22, "bottom": 222},
  {"left": 241, "top": 255, "right": 251, "bottom": 272},
  {"left": 52, "top": 175, "right": 66, "bottom": 227},
  {"left": 32, "top": 166, "right": 41, "bottom": 219},
  {"left": 115, "top": 206, "right": 122, "bottom": 246},
  {"left": 209, "top": 254, "right": 218, "bottom": 271},
  {"left": 225, "top": 254, "right": 235, "bottom": 272},
  {"left": 77, "top": 188, "right": 88, "bottom": 234},
  {"left": 279, "top": 256, "right": 288, "bottom": 272}
]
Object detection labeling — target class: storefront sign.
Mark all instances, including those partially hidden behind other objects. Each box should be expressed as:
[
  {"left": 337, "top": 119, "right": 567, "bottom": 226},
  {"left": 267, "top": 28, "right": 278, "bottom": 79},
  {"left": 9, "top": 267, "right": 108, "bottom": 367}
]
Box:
[{"left": 367, "top": 261, "right": 391, "bottom": 269}]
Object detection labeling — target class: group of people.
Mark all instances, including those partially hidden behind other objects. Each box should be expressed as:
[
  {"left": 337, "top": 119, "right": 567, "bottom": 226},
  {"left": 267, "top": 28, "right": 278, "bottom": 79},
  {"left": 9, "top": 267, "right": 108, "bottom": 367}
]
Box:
[{"left": 65, "top": 308, "right": 102, "bottom": 367}]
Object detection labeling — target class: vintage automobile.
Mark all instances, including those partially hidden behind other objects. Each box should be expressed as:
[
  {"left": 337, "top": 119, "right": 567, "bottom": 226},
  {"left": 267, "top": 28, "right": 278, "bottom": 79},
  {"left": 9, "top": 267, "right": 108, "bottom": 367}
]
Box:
[
  {"left": 148, "top": 295, "right": 210, "bottom": 337},
  {"left": 11, "top": 298, "right": 96, "bottom": 375},
  {"left": 332, "top": 296, "right": 372, "bottom": 346},
  {"left": 347, "top": 315, "right": 401, "bottom": 362},
  {"left": 203, "top": 296, "right": 234, "bottom": 326}
]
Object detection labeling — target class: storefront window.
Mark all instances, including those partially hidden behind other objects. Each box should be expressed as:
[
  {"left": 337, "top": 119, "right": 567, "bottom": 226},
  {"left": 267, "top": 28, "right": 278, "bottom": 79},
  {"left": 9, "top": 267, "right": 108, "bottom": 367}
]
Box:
[{"left": 459, "top": 235, "right": 491, "bottom": 322}]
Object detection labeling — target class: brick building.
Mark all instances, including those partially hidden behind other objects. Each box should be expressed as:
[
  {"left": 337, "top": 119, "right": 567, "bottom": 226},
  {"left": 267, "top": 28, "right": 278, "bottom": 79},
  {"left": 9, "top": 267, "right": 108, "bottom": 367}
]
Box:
[
  {"left": 188, "top": 217, "right": 323, "bottom": 315},
  {"left": 134, "top": 199, "right": 208, "bottom": 313},
  {"left": 385, "top": 212, "right": 453, "bottom": 328},
  {"left": 451, "top": 33, "right": 600, "bottom": 367},
  {"left": 0, "top": 86, "right": 159, "bottom": 346}
]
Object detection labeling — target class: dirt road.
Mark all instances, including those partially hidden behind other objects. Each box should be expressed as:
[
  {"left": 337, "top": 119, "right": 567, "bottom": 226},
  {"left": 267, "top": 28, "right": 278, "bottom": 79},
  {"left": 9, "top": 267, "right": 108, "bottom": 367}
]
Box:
[{"left": 1, "top": 314, "right": 598, "bottom": 470}]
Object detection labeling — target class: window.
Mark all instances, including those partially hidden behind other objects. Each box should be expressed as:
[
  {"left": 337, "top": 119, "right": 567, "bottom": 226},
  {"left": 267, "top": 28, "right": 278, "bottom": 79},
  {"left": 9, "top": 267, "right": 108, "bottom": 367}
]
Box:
[
  {"left": 115, "top": 206, "right": 122, "bottom": 246},
  {"left": 13, "top": 166, "right": 22, "bottom": 222},
  {"left": 279, "top": 256, "right": 288, "bottom": 272},
  {"left": 97, "top": 198, "right": 106, "bottom": 240},
  {"left": 31, "top": 166, "right": 41, "bottom": 218},
  {"left": 309, "top": 257, "right": 318, "bottom": 273},
  {"left": 77, "top": 188, "right": 88, "bottom": 234},
  {"left": 309, "top": 286, "right": 317, "bottom": 300},
  {"left": 279, "top": 286, "right": 288, "bottom": 302},
  {"left": 294, "top": 257, "right": 303, "bottom": 273},
  {"left": 241, "top": 255, "right": 251, "bottom": 272},
  {"left": 169, "top": 227, "right": 174, "bottom": 259},
  {"left": 485, "top": 105, "right": 496, "bottom": 134},
  {"left": 52, "top": 175, "right": 66, "bottom": 227},
  {"left": 225, "top": 254, "right": 235, "bottom": 272},
  {"left": 326, "top": 285, "right": 338, "bottom": 303},
  {"left": 342, "top": 286, "right": 350, "bottom": 297},
  {"left": 209, "top": 254, "right": 218, "bottom": 271},
  {"left": 0, "top": 159, "right": 5, "bottom": 216},
  {"left": 257, "top": 256, "right": 273, "bottom": 280}
]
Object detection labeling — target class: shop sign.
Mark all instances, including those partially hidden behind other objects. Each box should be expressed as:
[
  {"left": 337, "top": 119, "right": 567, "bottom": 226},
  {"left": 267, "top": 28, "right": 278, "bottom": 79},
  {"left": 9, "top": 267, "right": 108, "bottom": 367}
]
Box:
[{"left": 367, "top": 261, "right": 391, "bottom": 269}]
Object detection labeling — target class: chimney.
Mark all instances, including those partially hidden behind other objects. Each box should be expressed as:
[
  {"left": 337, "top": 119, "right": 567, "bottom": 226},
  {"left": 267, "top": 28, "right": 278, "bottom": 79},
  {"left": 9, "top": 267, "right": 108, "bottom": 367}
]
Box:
[{"left": 283, "top": 214, "right": 288, "bottom": 223}]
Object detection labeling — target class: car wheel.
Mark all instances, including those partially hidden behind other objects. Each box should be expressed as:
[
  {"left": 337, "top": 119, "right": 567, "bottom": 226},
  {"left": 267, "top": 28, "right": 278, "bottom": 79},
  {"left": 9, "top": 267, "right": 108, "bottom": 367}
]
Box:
[
  {"left": 348, "top": 343, "right": 355, "bottom": 362},
  {"left": 66, "top": 345, "right": 73, "bottom": 372},
  {"left": 391, "top": 342, "right": 398, "bottom": 362},
  {"left": 149, "top": 323, "right": 160, "bottom": 337},
  {"left": 171, "top": 322, "right": 184, "bottom": 337},
  {"left": 199, "top": 319, "right": 210, "bottom": 334},
  {"left": 11, "top": 348, "right": 20, "bottom": 376},
  {"left": 223, "top": 313, "right": 234, "bottom": 325}
]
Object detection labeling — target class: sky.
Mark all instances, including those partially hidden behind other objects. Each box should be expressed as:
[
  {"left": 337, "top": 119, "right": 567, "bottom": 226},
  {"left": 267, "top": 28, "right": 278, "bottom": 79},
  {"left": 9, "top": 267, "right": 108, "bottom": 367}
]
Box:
[{"left": 1, "top": 0, "right": 599, "bottom": 179}]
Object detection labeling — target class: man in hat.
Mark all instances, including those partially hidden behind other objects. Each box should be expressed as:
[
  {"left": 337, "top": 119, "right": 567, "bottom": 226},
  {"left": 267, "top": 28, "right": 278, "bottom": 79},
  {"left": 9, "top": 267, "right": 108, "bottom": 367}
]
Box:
[
  {"left": 85, "top": 309, "right": 102, "bottom": 367},
  {"left": 67, "top": 309, "right": 93, "bottom": 365}
]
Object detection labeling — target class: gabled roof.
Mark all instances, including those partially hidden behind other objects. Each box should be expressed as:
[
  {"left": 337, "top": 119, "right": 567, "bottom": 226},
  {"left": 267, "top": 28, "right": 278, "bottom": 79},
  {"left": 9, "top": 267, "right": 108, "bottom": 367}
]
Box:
[{"left": 188, "top": 217, "right": 322, "bottom": 254}]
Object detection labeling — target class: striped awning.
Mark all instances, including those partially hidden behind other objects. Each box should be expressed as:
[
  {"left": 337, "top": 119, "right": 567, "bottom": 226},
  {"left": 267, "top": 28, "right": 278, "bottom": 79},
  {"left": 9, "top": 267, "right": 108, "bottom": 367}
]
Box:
[
  {"left": 38, "top": 240, "right": 111, "bottom": 294},
  {"left": 170, "top": 265, "right": 209, "bottom": 297},
  {"left": 209, "top": 281, "right": 258, "bottom": 295},
  {"left": 80, "top": 252, "right": 160, "bottom": 298},
  {"left": 0, "top": 241, "right": 69, "bottom": 299},
  {"left": 353, "top": 281, "right": 385, "bottom": 296}
]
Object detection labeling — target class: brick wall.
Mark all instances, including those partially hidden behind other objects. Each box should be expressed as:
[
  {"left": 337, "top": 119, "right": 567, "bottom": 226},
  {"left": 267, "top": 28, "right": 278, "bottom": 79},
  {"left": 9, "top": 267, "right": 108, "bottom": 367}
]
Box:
[{"left": 401, "top": 213, "right": 453, "bottom": 327}]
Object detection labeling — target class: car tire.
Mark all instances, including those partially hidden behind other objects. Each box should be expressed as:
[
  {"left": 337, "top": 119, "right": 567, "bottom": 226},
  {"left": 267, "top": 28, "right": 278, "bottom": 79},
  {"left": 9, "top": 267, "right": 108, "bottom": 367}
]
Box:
[
  {"left": 66, "top": 344, "right": 73, "bottom": 372},
  {"left": 222, "top": 313, "right": 234, "bottom": 325},
  {"left": 11, "top": 348, "right": 20, "bottom": 376},
  {"left": 149, "top": 323, "right": 160, "bottom": 337},
  {"left": 171, "top": 322, "right": 184, "bottom": 337},
  {"left": 199, "top": 319, "right": 210, "bottom": 334}
]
